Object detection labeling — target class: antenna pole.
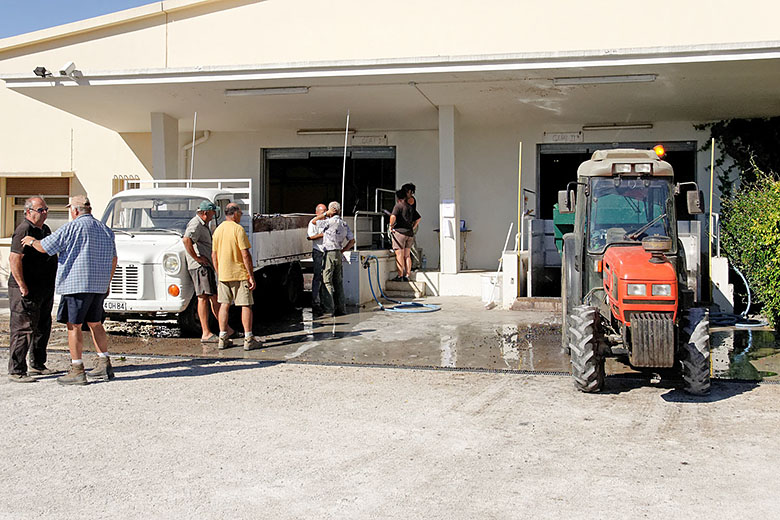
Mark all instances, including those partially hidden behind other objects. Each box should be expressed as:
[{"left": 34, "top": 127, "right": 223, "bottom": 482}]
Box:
[
  {"left": 189, "top": 112, "right": 197, "bottom": 180},
  {"left": 341, "top": 110, "right": 350, "bottom": 212}
]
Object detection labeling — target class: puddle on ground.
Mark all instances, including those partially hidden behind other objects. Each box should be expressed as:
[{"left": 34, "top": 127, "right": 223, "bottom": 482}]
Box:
[
  {"left": 711, "top": 328, "right": 780, "bottom": 381},
  {"left": 28, "top": 306, "right": 780, "bottom": 381}
]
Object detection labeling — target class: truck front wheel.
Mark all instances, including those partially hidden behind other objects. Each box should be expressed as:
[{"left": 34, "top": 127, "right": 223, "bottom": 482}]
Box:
[
  {"left": 568, "top": 305, "right": 605, "bottom": 393},
  {"left": 679, "top": 307, "right": 711, "bottom": 395}
]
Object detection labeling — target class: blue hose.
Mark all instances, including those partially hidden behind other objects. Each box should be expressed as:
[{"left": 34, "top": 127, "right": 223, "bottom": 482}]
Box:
[{"left": 363, "top": 255, "right": 440, "bottom": 313}]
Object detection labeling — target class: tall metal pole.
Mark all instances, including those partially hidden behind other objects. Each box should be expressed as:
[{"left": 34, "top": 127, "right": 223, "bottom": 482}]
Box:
[
  {"left": 341, "top": 110, "right": 350, "bottom": 212},
  {"left": 709, "top": 137, "right": 715, "bottom": 301},
  {"left": 517, "top": 141, "right": 523, "bottom": 298},
  {"left": 189, "top": 112, "right": 197, "bottom": 180}
]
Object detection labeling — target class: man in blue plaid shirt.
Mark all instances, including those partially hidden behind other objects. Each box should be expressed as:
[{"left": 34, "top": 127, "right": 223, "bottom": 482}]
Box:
[{"left": 23, "top": 195, "right": 117, "bottom": 386}]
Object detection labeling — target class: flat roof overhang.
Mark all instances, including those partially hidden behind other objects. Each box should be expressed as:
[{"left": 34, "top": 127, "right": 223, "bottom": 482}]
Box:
[{"left": 3, "top": 42, "right": 780, "bottom": 134}]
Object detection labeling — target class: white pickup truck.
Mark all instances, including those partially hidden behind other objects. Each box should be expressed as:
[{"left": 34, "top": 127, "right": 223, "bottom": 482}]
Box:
[{"left": 100, "top": 178, "right": 311, "bottom": 335}]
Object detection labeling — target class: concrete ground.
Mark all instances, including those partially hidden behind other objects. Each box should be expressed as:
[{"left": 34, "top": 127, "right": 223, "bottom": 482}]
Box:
[{"left": 0, "top": 350, "right": 778, "bottom": 519}]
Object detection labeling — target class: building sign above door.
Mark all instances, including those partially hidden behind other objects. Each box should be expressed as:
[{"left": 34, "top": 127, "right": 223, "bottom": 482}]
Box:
[
  {"left": 352, "top": 135, "right": 388, "bottom": 146},
  {"left": 543, "top": 132, "right": 583, "bottom": 143}
]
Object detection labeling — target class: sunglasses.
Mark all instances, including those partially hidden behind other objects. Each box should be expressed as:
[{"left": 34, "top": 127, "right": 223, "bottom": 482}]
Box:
[{"left": 32, "top": 207, "right": 49, "bottom": 214}]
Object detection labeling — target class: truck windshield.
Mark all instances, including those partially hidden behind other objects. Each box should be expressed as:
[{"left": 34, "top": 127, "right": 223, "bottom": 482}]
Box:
[
  {"left": 587, "top": 177, "right": 675, "bottom": 253},
  {"left": 102, "top": 196, "right": 210, "bottom": 235}
]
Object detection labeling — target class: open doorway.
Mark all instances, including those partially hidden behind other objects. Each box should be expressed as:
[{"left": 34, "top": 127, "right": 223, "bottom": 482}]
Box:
[{"left": 263, "top": 146, "right": 396, "bottom": 215}]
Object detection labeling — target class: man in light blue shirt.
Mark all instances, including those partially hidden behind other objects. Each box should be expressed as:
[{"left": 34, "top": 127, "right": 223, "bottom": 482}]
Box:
[{"left": 23, "top": 195, "right": 117, "bottom": 386}]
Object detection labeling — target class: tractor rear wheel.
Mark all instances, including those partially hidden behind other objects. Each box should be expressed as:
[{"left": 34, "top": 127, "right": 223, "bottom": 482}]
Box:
[
  {"left": 679, "top": 307, "right": 711, "bottom": 395},
  {"left": 568, "top": 305, "right": 605, "bottom": 393}
]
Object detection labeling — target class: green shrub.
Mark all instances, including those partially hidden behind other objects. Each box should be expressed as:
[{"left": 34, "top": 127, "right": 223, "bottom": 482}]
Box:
[{"left": 720, "top": 165, "right": 780, "bottom": 328}]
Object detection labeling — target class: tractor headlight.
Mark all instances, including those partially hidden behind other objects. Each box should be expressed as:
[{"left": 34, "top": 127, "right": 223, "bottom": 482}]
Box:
[
  {"left": 163, "top": 253, "right": 180, "bottom": 275},
  {"left": 626, "top": 283, "right": 647, "bottom": 296},
  {"left": 652, "top": 284, "right": 672, "bottom": 296}
]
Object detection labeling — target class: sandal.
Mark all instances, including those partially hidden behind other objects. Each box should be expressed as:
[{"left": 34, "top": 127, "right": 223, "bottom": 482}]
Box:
[{"left": 200, "top": 334, "right": 218, "bottom": 344}]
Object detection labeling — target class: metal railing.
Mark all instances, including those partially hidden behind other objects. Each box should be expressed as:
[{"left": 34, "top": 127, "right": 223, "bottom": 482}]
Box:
[
  {"left": 374, "top": 188, "right": 396, "bottom": 213},
  {"left": 352, "top": 210, "right": 387, "bottom": 252}
]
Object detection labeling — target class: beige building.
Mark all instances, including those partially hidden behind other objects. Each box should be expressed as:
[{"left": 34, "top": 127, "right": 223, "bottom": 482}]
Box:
[{"left": 1, "top": 0, "right": 779, "bottom": 294}]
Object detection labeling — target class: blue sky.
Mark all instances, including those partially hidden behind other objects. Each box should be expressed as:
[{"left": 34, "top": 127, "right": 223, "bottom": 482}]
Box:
[{"left": 0, "top": 0, "right": 154, "bottom": 39}]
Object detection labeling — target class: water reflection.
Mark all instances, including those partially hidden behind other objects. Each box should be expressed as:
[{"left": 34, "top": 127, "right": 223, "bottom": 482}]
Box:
[{"left": 711, "top": 329, "right": 779, "bottom": 381}]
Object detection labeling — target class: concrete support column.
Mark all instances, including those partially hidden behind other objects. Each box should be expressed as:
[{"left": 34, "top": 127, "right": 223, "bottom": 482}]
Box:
[
  {"left": 438, "top": 105, "right": 460, "bottom": 274},
  {"left": 151, "top": 112, "right": 179, "bottom": 179}
]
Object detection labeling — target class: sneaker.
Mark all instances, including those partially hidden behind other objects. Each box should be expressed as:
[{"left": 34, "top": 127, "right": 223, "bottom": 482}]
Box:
[
  {"left": 402, "top": 276, "right": 410, "bottom": 282},
  {"left": 28, "top": 366, "right": 57, "bottom": 376},
  {"left": 243, "top": 336, "right": 262, "bottom": 351},
  {"left": 87, "top": 357, "right": 115, "bottom": 382},
  {"left": 57, "top": 364, "right": 88, "bottom": 386},
  {"left": 218, "top": 335, "right": 233, "bottom": 350},
  {"left": 8, "top": 373, "right": 36, "bottom": 383}
]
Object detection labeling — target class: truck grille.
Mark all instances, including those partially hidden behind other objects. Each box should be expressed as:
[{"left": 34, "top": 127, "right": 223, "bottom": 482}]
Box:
[
  {"left": 629, "top": 312, "right": 675, "bottom": 367},
  {"left": 110, "top": 265, "right": 141, "bottom": 299}
]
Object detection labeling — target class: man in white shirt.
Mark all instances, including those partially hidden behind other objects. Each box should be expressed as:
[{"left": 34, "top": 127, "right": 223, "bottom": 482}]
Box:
[
  {"left": 310, "top": 201, "right": 354, "bottom": 316},
  {"left": 306, "top": 203, "right": 327, "bottom": 316}
]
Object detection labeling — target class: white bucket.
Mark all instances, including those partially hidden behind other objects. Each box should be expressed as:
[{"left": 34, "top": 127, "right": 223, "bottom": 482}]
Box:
[{"left": 481, "top": 273, "right": 502, "bottom": 304}]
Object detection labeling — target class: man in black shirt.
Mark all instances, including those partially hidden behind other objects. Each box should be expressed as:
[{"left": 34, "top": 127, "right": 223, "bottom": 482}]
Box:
[
  {"left": 7, "top": 197, "right": 58, "bottom": 382},
  {"left": 389, "top": 189, "right": 421, "bottom": 281}
]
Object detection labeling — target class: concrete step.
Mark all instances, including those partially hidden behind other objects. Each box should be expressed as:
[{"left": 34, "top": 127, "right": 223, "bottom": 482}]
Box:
[
  {"left": 510, "top": 297, "right": 562, "bottom": 313},
  {"left": 385, "top": 280, "right": 427, "bottom": 298}
]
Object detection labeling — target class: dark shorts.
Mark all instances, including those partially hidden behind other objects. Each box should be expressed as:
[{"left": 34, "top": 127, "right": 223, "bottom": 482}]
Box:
[
  {"left": 189, "top": 265, "right": 217, "bottom": 296},
  {"left": 57, "top": 293, "right": 107, "bottom": 325}
]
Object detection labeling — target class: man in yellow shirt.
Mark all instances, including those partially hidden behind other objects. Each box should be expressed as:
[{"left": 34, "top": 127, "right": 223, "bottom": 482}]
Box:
[{"left": 211, "top": 203, "right": 261, "bottom": 351}]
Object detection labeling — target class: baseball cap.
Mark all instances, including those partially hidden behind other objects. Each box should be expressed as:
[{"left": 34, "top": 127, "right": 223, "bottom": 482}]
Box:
[
  {"left": 198, "top": 200, "right": 217, "bottom": 211},
  {"left": 66, "top": 195, "right": 91, "bottom": 208}
]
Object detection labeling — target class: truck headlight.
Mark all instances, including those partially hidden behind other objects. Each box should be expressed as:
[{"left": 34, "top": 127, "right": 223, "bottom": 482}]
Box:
[
  {"left": 626, "top": 283, "right": 647, "bottom": 296},
  {"left": 652, "top": 284, "right": 672, "bottom": 296},
  {"left": 163, "top": 253, "right": 180, "bottom": 275}
]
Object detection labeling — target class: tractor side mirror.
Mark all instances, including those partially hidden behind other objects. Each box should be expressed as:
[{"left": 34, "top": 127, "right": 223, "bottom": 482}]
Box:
[
  {"left": 686, "top": 190, "right": 704, "bottom": 215},
  {"left": 558, "top": 189, "right": 574, "bottom": 214}
]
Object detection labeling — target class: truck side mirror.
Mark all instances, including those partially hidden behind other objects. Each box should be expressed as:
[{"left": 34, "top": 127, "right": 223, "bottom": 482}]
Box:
[
  {"left": 686, "top": 190, "right": 704, "bottom": 215},
  {"left": 558, "top": 189, "right": 574, "bottom": 214}
]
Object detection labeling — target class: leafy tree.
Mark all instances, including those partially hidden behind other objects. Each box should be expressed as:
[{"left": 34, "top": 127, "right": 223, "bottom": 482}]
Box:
[
  {"left": 696, "top": 117, "right": 780, "bottom": 199},
  {"left": 719, "top": 164, "right": 780, "bottom": 328}
]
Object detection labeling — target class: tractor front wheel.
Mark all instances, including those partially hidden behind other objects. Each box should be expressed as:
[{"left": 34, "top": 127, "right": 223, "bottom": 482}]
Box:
[
  {"left": 568, "top": 305, "right": 605, "bottom": 393},
  {"left": 679, "top": 307, "right": 711, "bottom": 396}
]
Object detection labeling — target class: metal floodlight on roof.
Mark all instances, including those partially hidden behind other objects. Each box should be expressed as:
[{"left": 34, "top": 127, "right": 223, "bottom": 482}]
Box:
[
  {"left": 33, "top": 66, "right": 52, "bottom": 78},
  {"left": 224, "top": 86, "right": 309, "bottom": 97},
  {"left": 553, "top": 74, "right": 657, "bottom": 86}
]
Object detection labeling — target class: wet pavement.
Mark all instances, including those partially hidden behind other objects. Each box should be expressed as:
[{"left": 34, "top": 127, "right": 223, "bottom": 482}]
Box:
[{"left": 1, "top": 295, "right": 778, "bottom": 382}]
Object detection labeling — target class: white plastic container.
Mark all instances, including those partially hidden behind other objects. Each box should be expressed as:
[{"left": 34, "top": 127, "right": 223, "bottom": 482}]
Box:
[{"left": 480, "top": 273, "right": 502, "bottom": 304}]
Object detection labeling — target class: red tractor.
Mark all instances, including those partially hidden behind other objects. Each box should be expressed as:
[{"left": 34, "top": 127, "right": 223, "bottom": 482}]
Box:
[{"left": 558, "top": 148, "right": 710, "bottom": 394}]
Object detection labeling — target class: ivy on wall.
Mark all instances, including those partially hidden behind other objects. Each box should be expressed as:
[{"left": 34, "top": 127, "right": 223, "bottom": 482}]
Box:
[{"left": 695, "top": 116, "right": 780, "bottom": 199}]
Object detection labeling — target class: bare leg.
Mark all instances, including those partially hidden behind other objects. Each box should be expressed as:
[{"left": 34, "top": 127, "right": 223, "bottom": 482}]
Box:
[
  {"left": 218, "top": 302, "right": 230, "bottom": 333},
  {"left": 66, "top": 323, "right": 84, "bottom": 360},
  {"left": 241, "top": 305, "right": 253, "bottom": 335},
  {"left": 394, "top": 249, "right": 405, "bottom": 277},
  {"left": 197, "top": 295, "right": 214, "bottom": 339},
  {"left": 86, "top": 322, "right": 109, "bottom": 354},
  {"left": 404, "top": 248, "right": 412, "bottom": 278},
  {"left": 211, "top": 295, "right": 233, "bottom": 336}
]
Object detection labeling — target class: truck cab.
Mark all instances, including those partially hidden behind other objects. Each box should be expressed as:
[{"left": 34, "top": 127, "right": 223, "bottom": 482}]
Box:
[{"left": 101, "top": 187, "right": 237, "bottom": 321}]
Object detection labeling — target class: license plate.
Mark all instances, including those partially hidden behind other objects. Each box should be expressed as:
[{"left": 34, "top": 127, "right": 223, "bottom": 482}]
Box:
[{"left": 103, "top": 300, "right": 127, "bottom": 311}]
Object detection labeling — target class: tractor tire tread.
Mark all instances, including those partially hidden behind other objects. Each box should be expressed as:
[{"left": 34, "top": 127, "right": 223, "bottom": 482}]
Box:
[{"left": 568, "top": 305, "right": 605, "bottom": 393}]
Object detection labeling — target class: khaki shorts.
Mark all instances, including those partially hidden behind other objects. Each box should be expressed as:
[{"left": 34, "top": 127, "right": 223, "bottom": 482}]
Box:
[
  {"left": 217, "top": 280, "right": 254, "bottom": 306},
  {"left": 391, "top": 230, "right": 414, "bottom": 251}
]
